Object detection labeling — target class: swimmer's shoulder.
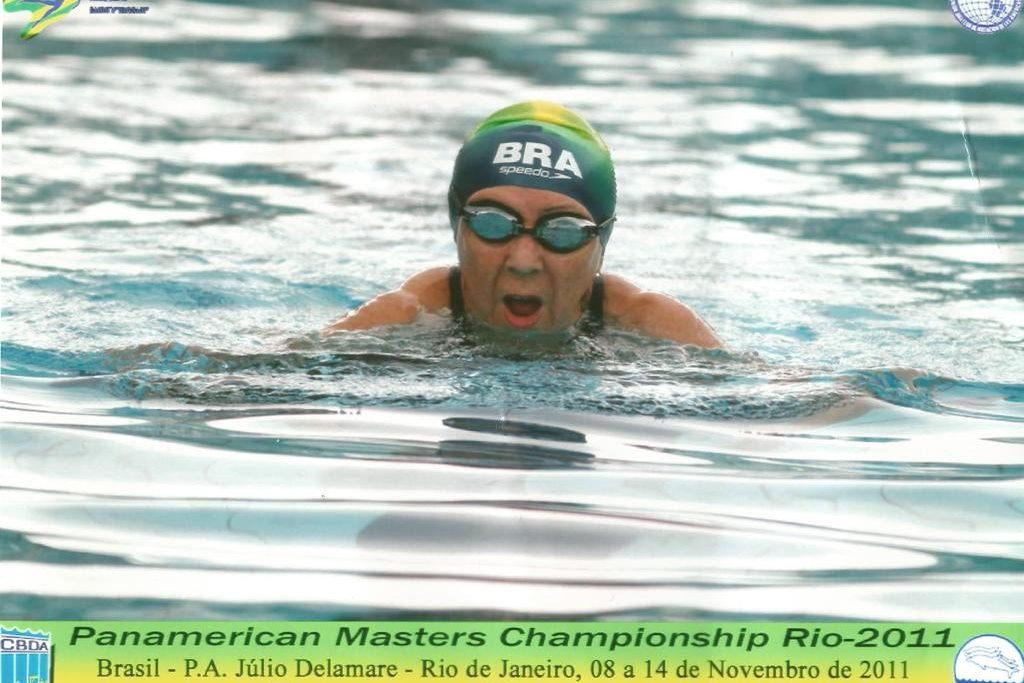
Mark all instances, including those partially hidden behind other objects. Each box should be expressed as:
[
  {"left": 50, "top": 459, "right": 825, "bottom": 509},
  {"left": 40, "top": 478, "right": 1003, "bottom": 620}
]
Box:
[
  {"left": 398, "top": 266, "right": 451, "bottom": 311},
  {"left": 601, "top": 272, "right": 724, "bottom": 349},
  {"left": 322, "top": 266, "right": 450, "bottom": 335}
]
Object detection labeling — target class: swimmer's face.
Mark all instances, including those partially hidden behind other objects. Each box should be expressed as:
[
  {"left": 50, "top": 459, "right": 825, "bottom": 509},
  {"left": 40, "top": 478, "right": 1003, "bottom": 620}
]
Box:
[{"left": 456, "top": 185, "right": 604, "bottom": 333}]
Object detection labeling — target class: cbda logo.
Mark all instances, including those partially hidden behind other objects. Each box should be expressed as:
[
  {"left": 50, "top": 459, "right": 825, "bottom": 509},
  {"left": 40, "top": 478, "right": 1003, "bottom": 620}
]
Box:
[{"left": 1, "top": 626, "right": 52, "bottom": 683}]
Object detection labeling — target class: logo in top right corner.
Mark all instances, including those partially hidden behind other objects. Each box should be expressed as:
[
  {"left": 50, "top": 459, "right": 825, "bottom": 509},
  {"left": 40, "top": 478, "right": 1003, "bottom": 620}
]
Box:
[
  {"left": 949, "top": 0, "right": 1022, "bottom": 33},
  {"left": 954, "top": 634, "right": 1024, "bottom": 683}
]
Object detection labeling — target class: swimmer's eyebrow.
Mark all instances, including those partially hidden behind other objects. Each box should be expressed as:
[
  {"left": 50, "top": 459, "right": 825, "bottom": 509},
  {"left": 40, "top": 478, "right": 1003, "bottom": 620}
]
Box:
[
  {"left": 466, "top": 198, "right": 522, "bottom": 220},
  {"left": 466, "top": 199, "right": 589, "bottom": 223}
]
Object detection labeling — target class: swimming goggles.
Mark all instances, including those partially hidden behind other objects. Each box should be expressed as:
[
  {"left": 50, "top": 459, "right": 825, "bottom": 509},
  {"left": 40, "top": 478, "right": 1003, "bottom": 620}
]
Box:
[{"left": 460, "top": 205, "right": 615, "bottom": 253}]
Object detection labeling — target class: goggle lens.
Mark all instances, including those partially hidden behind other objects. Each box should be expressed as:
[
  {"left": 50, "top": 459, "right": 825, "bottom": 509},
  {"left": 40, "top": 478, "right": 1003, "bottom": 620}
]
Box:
[
  {"left": 461, "top": 207, "right": 610, "bottom": 253},
  {"left": 539, "top": 216, "right": 595, "bottom": 251},
  {"left": 466, "top": 209, "right": 521, "bottom": 242}
]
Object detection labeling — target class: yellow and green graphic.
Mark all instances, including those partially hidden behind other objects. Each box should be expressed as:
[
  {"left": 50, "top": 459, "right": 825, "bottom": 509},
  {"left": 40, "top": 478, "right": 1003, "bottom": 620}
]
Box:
[
  {"left": 1, "top": 622, "right": 1022, "bottom": 683},
  {"left": 3, "top": 0, "right": 79, "bottom": 39}
]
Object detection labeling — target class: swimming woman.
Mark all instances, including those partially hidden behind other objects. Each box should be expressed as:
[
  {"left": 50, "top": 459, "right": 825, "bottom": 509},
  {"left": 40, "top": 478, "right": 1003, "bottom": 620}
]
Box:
[{"left": 324, "top": 101, "right": 723, "bottom": 348}]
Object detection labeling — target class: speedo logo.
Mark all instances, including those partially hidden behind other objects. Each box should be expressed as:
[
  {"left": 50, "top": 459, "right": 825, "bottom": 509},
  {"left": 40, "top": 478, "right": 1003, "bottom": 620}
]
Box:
[{"left": 493, "top": 142, "right": 582, "bottom": 180}]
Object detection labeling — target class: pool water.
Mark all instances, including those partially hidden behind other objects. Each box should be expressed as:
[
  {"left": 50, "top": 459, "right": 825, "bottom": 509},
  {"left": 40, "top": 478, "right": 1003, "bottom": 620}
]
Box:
[{"left": 2, "top": 0, "right": 1023, "bottom": 619}]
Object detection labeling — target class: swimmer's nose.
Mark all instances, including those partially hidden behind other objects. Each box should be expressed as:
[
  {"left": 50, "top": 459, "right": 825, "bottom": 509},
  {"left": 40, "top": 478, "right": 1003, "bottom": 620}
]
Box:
[{"left": 504, "top": 232, "right": 543, "bottom": 275}]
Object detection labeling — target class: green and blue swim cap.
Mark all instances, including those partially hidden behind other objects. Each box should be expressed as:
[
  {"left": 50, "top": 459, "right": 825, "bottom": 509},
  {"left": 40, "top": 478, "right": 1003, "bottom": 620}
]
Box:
[{"left": 448, "top": 101, "right": 617, "bottom": 241}]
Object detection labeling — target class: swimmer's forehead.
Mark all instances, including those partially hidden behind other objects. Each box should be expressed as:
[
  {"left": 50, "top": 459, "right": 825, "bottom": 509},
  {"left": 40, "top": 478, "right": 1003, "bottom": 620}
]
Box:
[{"left": 466, "top": 186, "right": 594, "bottom": 219}]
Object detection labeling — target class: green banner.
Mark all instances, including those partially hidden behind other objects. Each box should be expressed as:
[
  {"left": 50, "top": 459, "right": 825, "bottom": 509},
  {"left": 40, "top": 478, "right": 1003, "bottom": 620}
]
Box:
[{"left": 2, "top": 622, "right": 1022, "bottom": 683}]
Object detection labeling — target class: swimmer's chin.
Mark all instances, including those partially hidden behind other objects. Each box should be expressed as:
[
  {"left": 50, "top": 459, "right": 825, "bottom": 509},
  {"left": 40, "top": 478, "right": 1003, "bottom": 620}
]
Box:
[
  {"left": 502, "top": 308, "right": 543, "bottom": 329},
  {"left": 466, "top": 314, "right": 576, "bottom": 340}
]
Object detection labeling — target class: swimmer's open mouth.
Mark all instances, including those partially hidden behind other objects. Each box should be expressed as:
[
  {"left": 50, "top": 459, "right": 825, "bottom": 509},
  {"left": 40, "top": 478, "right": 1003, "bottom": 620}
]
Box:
[{"left": 503, "top": 295, "right": 543, "bottom": 317}]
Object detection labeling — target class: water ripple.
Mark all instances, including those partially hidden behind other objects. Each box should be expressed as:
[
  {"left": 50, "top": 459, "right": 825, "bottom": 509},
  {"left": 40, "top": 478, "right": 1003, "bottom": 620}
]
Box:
[{"left": 3, "top": 0, "right": 1022, "bottom": 621}]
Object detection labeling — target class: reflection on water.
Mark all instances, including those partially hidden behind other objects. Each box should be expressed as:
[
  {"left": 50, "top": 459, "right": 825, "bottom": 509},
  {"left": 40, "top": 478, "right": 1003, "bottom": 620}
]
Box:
[
  {"left": 3, "top": 372, "right": 1023, "bottom": 619},
  {"left": 2, "top": 0, "right": 1023, "bottom": 619}
]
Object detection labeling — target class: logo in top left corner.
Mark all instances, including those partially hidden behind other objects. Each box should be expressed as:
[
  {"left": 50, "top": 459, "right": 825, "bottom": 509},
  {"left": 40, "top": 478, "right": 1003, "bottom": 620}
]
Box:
[
  {"left": 0, "top": 626, "right": 52, "bottom": 683},
  {"left": 3, "top": 0, "right": 80, "bottom": 40}
]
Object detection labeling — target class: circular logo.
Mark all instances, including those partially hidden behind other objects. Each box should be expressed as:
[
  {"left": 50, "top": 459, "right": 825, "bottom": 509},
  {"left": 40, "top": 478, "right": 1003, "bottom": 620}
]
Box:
[
  {"left": 950, "top": 0, "right": 1022, "bottom": 33},
  {"left": 954, "top": 634, "right": 1024, "bottom": 683}
]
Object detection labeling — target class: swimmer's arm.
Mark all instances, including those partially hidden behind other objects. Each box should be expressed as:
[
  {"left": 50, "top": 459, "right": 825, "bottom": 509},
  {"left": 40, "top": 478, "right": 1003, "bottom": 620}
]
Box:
[
  {"left": 322, "top": 289, "right": 420, "bottom": 333},
  {"left": 604, "top": 274, "right": 725, "bottom": 349},
  {"left": 322, "top": 267, "right": 450, "bottom": 336}
]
